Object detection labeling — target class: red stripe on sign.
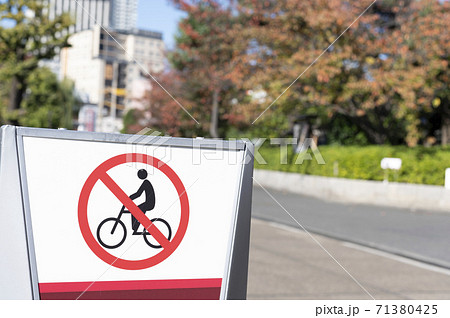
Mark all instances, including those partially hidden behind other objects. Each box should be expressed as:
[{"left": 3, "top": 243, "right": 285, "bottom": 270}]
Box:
[{"left": 38, "top": 278, "right": 222, "bottom": 300}]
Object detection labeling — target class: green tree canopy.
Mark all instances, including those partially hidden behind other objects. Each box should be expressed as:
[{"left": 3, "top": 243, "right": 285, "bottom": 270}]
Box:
[
  {"left": 0, "top": 0, "right": 73, "bottom": 125},
  {"left": 19, "top": 66, "right": 80, "bottom": 129}
]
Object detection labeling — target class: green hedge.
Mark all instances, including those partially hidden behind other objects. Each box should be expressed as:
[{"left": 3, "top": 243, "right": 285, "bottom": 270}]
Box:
[{"left": 255, "top": 144, "right": 450, "bottom": 186}]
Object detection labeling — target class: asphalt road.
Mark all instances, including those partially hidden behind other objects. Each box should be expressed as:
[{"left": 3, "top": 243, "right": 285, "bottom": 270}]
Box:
[
  {"left": 247, "top": 218, "right": 450, "bottom": 299},
  {"left": 251, "top": 186, "right": 450, "bottom": 269}
]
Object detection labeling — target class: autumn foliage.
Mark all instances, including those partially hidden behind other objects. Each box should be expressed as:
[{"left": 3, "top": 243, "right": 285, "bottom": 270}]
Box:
[{"left": 126, "top": 0, "right": 449, "bottom": 146}]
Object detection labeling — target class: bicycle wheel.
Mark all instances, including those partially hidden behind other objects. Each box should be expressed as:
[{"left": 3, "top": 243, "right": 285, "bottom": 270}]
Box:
[
  {"left": 97, "top": 217, "right": 127, "bottom": 249},
  {"left": 143, "top": 218, "right": 172, "bottom": 249}
]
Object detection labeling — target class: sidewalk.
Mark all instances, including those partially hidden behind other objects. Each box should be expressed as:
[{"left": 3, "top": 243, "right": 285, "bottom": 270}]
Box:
[{"left": 247, "top": 219, "right": 450, "bottom": 299}]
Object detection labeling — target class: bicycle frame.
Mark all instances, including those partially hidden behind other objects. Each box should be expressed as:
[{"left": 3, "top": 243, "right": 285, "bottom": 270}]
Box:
[{"left": 111, "top": 205, "right": 127, "bottom": 234}]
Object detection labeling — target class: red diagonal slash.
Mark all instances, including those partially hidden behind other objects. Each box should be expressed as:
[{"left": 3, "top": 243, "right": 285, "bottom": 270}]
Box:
[{"left": 99, "top": 172, "right": 170, "bottom": 249}]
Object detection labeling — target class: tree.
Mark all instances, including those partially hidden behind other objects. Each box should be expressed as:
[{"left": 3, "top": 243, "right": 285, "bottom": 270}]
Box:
[
  {"left": 19, "top": 66, "right": 80, "bottom": 129},
  {"left": 337, "top": 0, "right": 450, "bottom": 146},
  {"left": 396, "top": 0, "right": 449, "bottom": 145},
  {"left": 0, "top": 0, "right": 73, "bottom": 124},
  {"left": 168, "top": 0, "right": 245, "bottom": 138},
  {"left": 229, "top": 0, "right": 395, "bottom": 142},
  {"left": 122, "top": 72, "right": 190, "bottom": 136},
  {"left": 160, "top": 0, "right": 448, "bottom": 144},
  {"left": 229, "top": 0, "right": 449, "bottom": 145}
]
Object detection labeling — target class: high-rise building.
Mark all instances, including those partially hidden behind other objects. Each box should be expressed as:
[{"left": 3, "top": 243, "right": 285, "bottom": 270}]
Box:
[
  {"left": 42, "top": 1, "right": 113, "bottom": 82},
  {"left": 48, "top": 0, "right": 112, "bottom": 31},
  {"left": 47, "top": 0, "right": 159, "bottom": 133},
  {"left": 48, "top": 0, "right": 137, "bottom": 31},
  {"left": 61, "top": 25, "right": 165, "bottom": 133},
  {"left": 110, "top": 0, "right": 138, "bottom": 31}
]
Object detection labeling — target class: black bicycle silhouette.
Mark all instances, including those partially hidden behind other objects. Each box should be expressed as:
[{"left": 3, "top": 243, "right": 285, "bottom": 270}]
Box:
[{"left": 96, "top": 205, "right": 172, "bottom": 249}]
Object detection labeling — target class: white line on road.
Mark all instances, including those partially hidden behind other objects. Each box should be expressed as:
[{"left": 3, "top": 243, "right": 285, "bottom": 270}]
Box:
[
  {"left": 267, "top": 221, "right": 305, "bottom": 235},
  {"left": 342, "top": 242, "right": 450, "bottom": 276},
  {"left": 263, "top": 218, "right": 450, "bottom": 276}
]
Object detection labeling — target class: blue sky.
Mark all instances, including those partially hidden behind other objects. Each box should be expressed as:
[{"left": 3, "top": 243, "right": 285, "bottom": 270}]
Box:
[
  {"left": 0, "top": 0, "right": 185, "bottom": 49},
  {"left": 137, "top": 0, "right": 186, "bottom": 49}
]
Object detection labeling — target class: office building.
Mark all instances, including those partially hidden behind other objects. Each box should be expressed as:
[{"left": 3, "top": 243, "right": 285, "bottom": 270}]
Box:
[
  {"left": 110, "top": 0, "right": 138, "bottom": 31},
  {"left": 61, "top": 25, "right": 165, "bottom": 133},
  {"left": 47, "top": 0, "right": 137, "bottom": 31},
  {"left": 48, "top": 0, "right": 112, "bottom": 31}
]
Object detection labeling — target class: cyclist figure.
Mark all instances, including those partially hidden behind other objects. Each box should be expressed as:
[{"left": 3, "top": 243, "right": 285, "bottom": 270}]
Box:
[
  {"left": 128, "top": 169, "right": 155, "bottom": 234},
  {"left": 96, "top": 168, "right": 171, "bottom": 249}
]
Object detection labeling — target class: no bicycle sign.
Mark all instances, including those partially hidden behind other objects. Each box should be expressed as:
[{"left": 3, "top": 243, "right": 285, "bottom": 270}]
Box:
[
  {"left": 0, "top": 126, "right": 254, "bottom": 300},
  {"left": 78, "top": 153, "right": 189, "bottom": 270}
]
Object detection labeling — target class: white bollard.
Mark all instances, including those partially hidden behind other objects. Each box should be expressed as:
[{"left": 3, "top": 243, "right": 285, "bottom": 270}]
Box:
[
  {"left": 381, "top": 158, "right": 402, "bottom": 183},
  {"left": 381, "top": 158, "right": 402, "bottom": 170},
  {"left": 445, "top": 168, "right": 450, "bottom": 190}
]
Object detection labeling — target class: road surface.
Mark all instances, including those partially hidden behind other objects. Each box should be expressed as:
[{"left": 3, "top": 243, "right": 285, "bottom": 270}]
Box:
[
  {"left": 251, "top": 186, "right": 450, "bottom": 268},
  {"left": 247, "top": 218, "right": 450, "bottom": 299}
]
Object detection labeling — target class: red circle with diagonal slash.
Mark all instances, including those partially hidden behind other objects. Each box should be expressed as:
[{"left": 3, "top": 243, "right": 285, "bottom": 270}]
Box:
[{"left": 78, "top": 153, "right": 189, "bottom": 270}]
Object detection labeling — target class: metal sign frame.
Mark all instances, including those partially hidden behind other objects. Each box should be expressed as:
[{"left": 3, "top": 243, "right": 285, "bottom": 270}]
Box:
[{"left": 0, "top": 125, "right": 254, "bottom": 300}]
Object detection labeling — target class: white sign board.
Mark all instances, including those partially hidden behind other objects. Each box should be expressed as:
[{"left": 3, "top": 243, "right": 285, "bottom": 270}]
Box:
[
  {"left": 380, "top": 157, "right": 402, "bottom": 170},
  {"left": 0, "top": 126, "right": 254, "bottom": 300}
]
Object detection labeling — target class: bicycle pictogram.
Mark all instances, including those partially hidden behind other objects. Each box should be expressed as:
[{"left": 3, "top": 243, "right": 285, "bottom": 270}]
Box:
[
  {"left": 78, "top": 153, "right": 189, "bottom": 270},
  {"left": 96, "top": 169, "right": 172, "bottom": 249}
]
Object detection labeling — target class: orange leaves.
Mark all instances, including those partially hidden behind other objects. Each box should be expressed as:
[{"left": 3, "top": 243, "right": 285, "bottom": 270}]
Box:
[
  {"left": 316, "top": 70, "right": 330, "bottom": 83},
  {"left": 160, "top": 0, "right": 449, "bottom": 143},
  {"left": 356, "top": 109, "right": 366, "bottom": 117}
]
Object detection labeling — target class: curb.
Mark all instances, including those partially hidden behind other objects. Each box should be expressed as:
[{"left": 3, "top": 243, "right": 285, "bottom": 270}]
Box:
[{"left": 253, "top": 169, "right": 450, "bottom": 212}]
